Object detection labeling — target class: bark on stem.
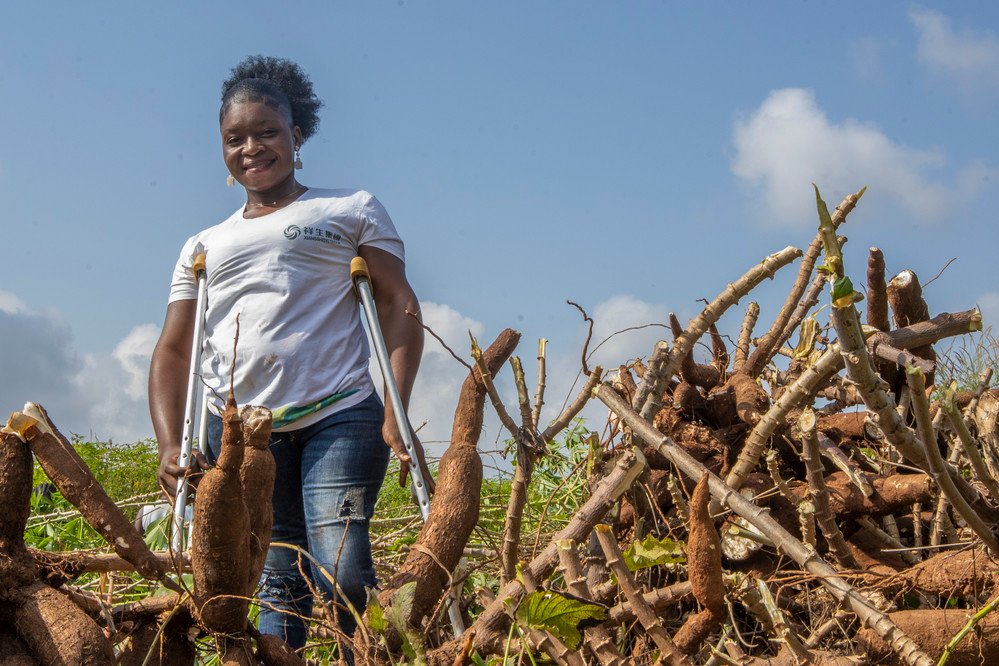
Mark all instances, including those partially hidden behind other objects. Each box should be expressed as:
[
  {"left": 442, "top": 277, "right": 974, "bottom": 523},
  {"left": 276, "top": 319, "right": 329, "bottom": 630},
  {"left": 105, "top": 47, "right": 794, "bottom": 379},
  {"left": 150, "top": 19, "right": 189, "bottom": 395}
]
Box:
[
  {"left": 638, "top": 246, "right": 803, "bottom": 421},
  {"left": 533, "top": 338, "right": 547, "bottom": 429},
  {"left": 540, "top": 370, "right": 602, "bottom": 443},
  {"left": 906, "top": 366, "right": 999, "bottom": 556},
  {"left": 596, "top": 384, "right": 936, "bottom": 666},
  {"left": 556, "top": 540, "right": 626, "bottom": 666},
  {"left": 775, "top": 272, "right": 828, "bottom": 363},
  {"left": 942, "top": 387, "right": 999, "bottom": 501},
  {"left": 867, "top": 247, "right": 890, "bottom": 332},
  {"left": 515, "top": 567, "right": 586, "bottom": 666},
  {"left": 457, "top": 450, "right": 645, "bottom": 656},
  {"left": 799, "top": 408, "right": 858, "bottom": 568},
  {"left": 733, "top": 302, "right": 760, "bottom": 374},
  {"left": 594, "top": 524, "right": 692, "bottom": 666},
  {"left": 747, "top": 189, "right": 865, "bottom": 377},
  {"left": 727, "top": 307, "right": 983, "bottom": 498},
  {"left": 830, "top": 303, "right": 995, "bottom": 521}
]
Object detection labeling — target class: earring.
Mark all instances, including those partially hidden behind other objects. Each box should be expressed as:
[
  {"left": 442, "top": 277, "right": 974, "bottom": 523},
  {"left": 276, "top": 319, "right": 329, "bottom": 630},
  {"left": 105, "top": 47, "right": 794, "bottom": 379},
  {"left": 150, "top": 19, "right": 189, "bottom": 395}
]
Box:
[
  {"left": 294, "top": 147, "right": 303, "bottom": 170},
  {"left": 226, "top": 174, "right": 235, "bottom": 187}
]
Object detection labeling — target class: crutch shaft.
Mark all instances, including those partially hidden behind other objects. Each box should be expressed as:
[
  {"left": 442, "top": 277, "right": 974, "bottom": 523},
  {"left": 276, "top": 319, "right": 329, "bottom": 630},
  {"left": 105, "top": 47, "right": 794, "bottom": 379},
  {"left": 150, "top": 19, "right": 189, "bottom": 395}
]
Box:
[{"left": 172, "top": 253, "right": 208, "bottom": 553}]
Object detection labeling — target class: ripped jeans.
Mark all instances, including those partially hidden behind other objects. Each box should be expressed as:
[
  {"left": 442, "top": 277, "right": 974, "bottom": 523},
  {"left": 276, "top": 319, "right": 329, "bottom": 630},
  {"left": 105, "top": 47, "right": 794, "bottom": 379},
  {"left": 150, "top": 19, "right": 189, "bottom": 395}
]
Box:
[{"left": 206, "top": 392, "right": 390, "bottom": 649}]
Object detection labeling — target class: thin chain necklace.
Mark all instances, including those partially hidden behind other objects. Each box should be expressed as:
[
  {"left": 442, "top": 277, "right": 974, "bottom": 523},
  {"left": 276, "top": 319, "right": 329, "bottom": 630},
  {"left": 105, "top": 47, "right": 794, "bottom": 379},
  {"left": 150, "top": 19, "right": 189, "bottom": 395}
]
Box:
[{"left": 245, "top": 184, "right": 307, "bottom": 211}]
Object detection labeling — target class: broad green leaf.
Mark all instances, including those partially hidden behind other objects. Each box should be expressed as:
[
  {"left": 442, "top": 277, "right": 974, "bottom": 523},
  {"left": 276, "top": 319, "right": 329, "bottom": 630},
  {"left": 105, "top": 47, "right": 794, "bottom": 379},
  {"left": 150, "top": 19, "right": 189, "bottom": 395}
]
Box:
[
  {"left": 622, "top": 533, "right": 686, "bottom": 571},
  {"left": 515, "top": 590, "right": 606, "bottom": 650},
  {"left": 831, "top": 276, "right": 854, "bottom": 303},
  {"left": 384, "top": 582, "right": 427, "bottom": 663}
]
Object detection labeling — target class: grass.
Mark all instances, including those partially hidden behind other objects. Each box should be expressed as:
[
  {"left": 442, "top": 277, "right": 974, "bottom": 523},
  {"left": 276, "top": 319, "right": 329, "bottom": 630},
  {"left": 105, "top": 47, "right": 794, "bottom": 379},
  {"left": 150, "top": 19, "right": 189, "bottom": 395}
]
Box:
[{"left": 22, "top": 420, "right": 599, "bottom": 662}]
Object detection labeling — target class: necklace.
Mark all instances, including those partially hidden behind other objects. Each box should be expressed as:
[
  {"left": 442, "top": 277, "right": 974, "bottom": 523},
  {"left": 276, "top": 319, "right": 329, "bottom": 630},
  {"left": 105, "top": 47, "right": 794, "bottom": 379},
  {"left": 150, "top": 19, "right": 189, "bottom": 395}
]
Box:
[{"left": 245, "top": 185, "right": 307, "bottom": 210}]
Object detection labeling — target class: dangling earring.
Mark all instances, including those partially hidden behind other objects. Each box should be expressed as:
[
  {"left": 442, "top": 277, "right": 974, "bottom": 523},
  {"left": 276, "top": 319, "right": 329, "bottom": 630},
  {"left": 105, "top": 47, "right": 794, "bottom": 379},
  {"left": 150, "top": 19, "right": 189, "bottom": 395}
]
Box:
[
  {"left": 226, "top": 174, "right": 235, "bottom": 187},
  {"left": 294, "top": 146, "right": 303, "bottom": 170}
]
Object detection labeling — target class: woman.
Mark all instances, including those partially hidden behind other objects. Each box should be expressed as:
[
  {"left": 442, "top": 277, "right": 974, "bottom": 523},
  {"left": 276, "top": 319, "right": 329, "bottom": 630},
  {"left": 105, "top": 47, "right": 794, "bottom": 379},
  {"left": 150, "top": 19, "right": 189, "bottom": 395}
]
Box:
[{"left": 148, "top": 55, "right": 430, "bottom": 649}]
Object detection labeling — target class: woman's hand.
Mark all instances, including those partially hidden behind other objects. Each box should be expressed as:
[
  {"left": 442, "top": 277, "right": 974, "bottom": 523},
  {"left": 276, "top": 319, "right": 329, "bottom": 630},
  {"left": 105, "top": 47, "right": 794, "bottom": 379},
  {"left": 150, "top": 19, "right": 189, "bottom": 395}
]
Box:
[
  {"left": 157, "top": 446, "right": 210, "bottom": 497},
  {"left": 382, "top": 408, "right": 435, "bottom": 494}
]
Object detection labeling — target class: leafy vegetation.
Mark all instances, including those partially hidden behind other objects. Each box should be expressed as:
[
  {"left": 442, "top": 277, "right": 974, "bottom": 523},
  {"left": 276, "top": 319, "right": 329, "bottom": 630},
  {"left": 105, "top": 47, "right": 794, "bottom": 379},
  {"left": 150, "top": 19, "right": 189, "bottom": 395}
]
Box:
[{"left": 21, "top": 421, "right": 602, "bottom": 661}]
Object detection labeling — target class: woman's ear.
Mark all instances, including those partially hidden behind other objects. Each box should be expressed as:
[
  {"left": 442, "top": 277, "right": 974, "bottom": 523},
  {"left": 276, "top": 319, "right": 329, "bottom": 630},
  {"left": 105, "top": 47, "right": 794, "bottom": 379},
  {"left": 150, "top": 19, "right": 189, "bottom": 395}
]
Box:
[{"left": 292, "top": 126, "right": 303, "bottom": 147}]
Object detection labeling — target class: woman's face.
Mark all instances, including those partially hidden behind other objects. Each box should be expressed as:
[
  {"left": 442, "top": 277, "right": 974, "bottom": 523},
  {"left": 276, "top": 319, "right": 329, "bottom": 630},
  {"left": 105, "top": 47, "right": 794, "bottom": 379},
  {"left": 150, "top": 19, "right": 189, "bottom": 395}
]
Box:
[{"left": 220, "top": 99, "right": 303, "bottom": 194}]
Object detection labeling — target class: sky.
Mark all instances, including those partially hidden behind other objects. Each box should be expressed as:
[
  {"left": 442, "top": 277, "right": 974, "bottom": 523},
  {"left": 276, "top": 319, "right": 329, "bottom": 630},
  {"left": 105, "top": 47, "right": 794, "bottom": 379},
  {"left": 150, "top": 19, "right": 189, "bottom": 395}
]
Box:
[{"left": 1, "top": 2, "right": 998, "bottom": 458}]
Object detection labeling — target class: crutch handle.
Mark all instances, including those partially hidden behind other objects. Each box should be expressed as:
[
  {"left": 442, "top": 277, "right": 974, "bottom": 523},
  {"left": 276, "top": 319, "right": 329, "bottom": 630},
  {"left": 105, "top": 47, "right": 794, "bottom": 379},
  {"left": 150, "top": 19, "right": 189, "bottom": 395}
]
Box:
[
  {"left": 350, "top": 256, "right": 369, "bottom": 282},
  {"left": 191, "top": 252, "right": 207, "bottom": 280}
]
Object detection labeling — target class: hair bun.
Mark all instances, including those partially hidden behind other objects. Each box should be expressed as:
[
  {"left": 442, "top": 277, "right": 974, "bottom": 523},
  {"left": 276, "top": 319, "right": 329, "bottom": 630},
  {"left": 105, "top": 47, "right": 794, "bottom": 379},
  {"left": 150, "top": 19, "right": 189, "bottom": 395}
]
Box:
[{"left": 221, "top": 55, "right": 324, "bottom": 141}]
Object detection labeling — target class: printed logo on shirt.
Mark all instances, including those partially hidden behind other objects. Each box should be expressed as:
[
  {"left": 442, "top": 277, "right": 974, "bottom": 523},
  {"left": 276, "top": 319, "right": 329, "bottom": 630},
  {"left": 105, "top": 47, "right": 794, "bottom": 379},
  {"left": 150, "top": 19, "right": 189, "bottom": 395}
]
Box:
[{"left": 284, "top": 224, "right": 343, "bottom": 245}]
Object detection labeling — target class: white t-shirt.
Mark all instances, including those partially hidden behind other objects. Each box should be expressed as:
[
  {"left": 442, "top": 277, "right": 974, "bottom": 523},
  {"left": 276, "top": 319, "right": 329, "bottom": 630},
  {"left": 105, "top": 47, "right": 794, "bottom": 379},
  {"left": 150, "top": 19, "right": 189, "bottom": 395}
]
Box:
[{"left": 169, "top": 188, "right": 404, "bottom": 431}]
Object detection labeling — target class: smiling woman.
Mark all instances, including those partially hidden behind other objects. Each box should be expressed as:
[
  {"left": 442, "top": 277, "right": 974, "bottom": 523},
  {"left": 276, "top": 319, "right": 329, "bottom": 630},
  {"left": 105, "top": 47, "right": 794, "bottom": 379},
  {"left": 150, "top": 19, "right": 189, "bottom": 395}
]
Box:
[{"left": 147, "top": 55, "right": 431, "bottom": 656}]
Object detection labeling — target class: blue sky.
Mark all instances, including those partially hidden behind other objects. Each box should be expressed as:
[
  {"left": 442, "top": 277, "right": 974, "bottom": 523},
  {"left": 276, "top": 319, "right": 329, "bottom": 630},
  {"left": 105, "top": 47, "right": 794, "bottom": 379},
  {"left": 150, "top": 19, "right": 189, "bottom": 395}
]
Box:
[{"left": 1, "top": 2, "right": 997, "bottom": 452}]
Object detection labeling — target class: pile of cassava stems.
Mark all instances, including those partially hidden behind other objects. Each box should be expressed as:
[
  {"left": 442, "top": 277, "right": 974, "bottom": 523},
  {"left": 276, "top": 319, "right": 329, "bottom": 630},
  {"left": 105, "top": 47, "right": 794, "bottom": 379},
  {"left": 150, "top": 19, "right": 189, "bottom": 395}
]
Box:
[{"left": 3, "top": 187, "right": 999, "bottom": 665}]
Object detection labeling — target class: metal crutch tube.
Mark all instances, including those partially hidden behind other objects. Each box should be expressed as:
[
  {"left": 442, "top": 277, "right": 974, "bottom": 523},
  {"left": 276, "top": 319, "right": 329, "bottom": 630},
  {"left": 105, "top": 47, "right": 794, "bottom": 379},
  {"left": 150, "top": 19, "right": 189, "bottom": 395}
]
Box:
[
  {"left": 350, "top": 257, "right": 432, "bottom": 520},
  {"left": 186, "top": 386, "right": 211, "bottom": 547},
  {"left": 350, "top": 256, "right": 466, "bottom": 634},
  {"left": 172, "top": 250, "right": 208, "bottom": 553}
]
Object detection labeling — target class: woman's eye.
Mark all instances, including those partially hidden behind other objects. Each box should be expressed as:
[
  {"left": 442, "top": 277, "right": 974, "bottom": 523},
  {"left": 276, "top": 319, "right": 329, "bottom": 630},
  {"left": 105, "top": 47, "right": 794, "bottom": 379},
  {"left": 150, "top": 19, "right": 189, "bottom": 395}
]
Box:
[{"left": 226, "top": 137, "right": 241, "bottom": 146}]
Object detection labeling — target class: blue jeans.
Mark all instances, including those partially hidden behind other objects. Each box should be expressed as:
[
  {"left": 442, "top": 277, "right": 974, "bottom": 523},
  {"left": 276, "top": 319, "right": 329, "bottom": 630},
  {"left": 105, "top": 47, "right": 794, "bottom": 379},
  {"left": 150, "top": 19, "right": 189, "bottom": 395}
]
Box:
[{"left": 206, "top": 392, "right": 390, "bottom": 650}]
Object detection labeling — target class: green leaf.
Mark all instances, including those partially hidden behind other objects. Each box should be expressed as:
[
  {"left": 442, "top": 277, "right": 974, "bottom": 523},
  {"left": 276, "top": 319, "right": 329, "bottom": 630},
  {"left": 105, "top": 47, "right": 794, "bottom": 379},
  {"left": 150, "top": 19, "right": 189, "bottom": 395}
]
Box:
[
  {"left": 814, "top": 184, "right": 833, "bottom": 229},
  {"left": 622, "top": 534, "right": 686, "bottom": 571},
  {"left": 384, "top": 582, "right": 427, "bottom": 662},
  {"left": 367, "top": 590, "right": 386, "bottom": 634},
  {"left": 515, "top": 590, "right": 606, "bottom": 650},
  {"left": 831, "top": 276, "right": 854, "bottom": 303}
]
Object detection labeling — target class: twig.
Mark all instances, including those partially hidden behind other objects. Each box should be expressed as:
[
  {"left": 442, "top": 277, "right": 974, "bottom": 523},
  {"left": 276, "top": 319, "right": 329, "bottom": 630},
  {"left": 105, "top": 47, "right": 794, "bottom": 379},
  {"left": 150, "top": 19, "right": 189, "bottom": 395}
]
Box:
[
  {"left": 532, "top": 339, "right": 547, "bottom": 430},
  {"left": 922, "top": 257, "right": 958, "bottom": 289},
  {"left": 854, "top": 516, "right": 920, "bottom": 566},
  {"left": 596, "top": 384, "right": 936, "bottom": 666},
  {"left": 754, "top": 578, "right": 814, "bottom": 664},
  {"left": 906, "top": 366, "right": 999, "bottom": 556},
  {"left": 540, "top": 369, "right": 602, "bottom": 444},
  {"left": 567, "top": 300, "right": 593, "bottom": 376},
  {"left": 725, "top": 344, "right": 843, "bottom": 493},
  {"left": 800, "top": 409, "right": 858, "bottom": 568},
  {"left": 406, "top": 310, "right": 474, "bottom": 373},
  {"left": 464, "top": 451, "right": 645, "bottom": 655},
  {"left": 638, "top": 246, "right": 804, "bottom": 421},
  {"left": 732, "top": 302, "right": 760, "bottom": 374},
  {"left": 556, "top": 539, "right": 626, "bottom": 665},
  {"left": 470, "top": 334, "right": 521, "bottom": 440},
  {"left": 594, "top": 524, "right": 692, "bottom": 666},
  {"left": 937, "top": 592, "right": 999, "bottom": 666},
  {"left": 942, "top": 384, "right": 999, "bottom": 501}
]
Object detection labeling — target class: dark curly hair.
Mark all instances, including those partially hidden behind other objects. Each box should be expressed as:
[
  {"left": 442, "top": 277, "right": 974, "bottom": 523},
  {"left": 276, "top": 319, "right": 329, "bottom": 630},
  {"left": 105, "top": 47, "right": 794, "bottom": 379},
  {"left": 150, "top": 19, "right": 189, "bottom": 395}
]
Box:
[{"left": 220, "top": 56, "right": 324, "bottom": 142}]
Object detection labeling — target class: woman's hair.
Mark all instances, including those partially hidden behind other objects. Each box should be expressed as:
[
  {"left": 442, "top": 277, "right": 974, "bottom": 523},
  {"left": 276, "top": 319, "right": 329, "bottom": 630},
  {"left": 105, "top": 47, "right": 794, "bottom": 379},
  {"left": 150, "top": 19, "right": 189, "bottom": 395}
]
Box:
[{"left": 220, "top": 55, "right": 324, "bottom": 142}]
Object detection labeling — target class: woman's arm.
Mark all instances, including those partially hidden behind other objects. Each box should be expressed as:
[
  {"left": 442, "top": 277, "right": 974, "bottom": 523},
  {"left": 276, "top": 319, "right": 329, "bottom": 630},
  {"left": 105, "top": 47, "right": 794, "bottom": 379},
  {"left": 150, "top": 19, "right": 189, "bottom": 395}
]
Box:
[
  {"left": 148, "top": 299, "right": 207, "bottom": 495},
  {"left": 357, "top": 245, "right": 433, "bottom": 491}
]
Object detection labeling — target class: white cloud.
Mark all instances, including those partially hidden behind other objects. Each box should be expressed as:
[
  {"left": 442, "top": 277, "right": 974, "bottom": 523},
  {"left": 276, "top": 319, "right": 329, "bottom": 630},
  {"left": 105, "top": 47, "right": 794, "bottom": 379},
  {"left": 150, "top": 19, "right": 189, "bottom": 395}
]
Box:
[
  {"left": 0, "top": 290, "right": 26, "bottom": 314},
  {"left": 731, "top": 88, "right": 996, "bottom": 227},
  {"left": 0, "top": 297, "right": 158, "bottom": 443},
  {"left": 368, "top": 301, "right": 489, "bottom": 456},
  {"left": 587, "top": 295, "right": 669, "bottom": 370},
  {"left": 910, "top": 8, "right": 999, "bottom": 95},
  {"left": 71, "top": 325, "right": 160, "bottom": 442}
]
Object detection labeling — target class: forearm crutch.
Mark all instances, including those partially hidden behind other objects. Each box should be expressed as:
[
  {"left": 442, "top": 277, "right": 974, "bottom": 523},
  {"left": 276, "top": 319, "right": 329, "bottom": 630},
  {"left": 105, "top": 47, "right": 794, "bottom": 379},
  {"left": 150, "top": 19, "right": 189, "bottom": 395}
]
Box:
[
  {"left": 171, "top": 251, "right": 208, "bottom": 553},
  {"left": 350, "top": 256, "right": 466, "bottom": 634}
]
